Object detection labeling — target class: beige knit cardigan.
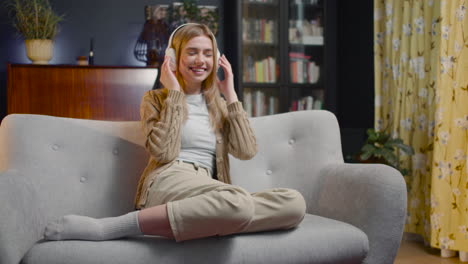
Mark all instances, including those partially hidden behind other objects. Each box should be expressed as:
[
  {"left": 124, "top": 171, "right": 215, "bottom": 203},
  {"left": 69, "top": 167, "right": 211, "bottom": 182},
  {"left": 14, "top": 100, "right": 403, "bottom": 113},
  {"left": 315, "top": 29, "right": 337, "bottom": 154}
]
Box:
[{"left": 134, "top": 88, "right": 258, "bottom": 209}]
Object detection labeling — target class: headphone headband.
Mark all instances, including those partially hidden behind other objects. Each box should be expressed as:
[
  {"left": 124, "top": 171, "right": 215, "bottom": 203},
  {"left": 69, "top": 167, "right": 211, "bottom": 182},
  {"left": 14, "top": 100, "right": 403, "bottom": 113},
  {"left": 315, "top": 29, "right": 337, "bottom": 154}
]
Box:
[
  {"left": 165, "top": 23, "right": 217, "bottom": 53},
  {"left": 165, "top": 23, "right": 220, "bottom": 71}
]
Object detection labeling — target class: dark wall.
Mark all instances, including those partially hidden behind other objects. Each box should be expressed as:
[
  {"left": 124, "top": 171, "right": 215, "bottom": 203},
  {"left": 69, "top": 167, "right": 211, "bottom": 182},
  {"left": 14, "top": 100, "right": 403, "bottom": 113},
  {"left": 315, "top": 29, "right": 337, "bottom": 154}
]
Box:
[
  {"left": 1, "top": 0, "right": 374, "bottom": 161},
  {"left": 0, "top": 0, "right": 223, "bottom": 120},
  {"left": 337, "top": 0, "right": 374, "bottom": 160}
]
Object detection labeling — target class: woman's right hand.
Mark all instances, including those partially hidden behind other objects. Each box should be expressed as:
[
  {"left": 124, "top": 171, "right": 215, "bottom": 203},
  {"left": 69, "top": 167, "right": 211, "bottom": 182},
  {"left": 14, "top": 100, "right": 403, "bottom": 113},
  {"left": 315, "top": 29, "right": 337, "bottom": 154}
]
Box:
[{"left": 160, "top": 55, "right": 181, "bottom": 91}]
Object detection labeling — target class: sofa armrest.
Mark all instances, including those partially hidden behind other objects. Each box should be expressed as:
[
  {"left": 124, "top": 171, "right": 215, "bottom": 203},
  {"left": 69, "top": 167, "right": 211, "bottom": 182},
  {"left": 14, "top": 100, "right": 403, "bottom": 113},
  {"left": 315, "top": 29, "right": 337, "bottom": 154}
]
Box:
[
  {"left": 0, "top": 170, "right": 46, "bottom": 264},
  {"left": 315, "top": 163, "right": 407, "bottom": 264}
]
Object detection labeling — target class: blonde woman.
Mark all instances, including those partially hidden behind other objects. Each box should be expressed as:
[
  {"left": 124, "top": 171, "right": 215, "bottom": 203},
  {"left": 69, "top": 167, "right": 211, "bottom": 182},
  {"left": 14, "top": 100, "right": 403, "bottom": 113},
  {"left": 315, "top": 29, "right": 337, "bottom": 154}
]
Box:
[{"left": 44, "top": 23, "right": 306, "bottom": 242}]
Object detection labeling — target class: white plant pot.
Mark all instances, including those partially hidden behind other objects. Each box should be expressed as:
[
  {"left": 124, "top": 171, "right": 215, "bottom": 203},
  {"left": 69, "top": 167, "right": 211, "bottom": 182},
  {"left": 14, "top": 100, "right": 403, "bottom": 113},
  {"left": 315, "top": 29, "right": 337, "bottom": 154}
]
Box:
[{"left": 25, "top": 39, "right": 53, "bottom": 64}]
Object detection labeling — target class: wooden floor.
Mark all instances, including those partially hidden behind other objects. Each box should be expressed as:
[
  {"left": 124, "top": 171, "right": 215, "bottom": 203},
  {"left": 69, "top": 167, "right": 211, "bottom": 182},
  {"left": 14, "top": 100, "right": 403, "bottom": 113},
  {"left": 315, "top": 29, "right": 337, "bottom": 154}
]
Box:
[{"left": 395, "top": 239, "right": 464, "bottom": 264}]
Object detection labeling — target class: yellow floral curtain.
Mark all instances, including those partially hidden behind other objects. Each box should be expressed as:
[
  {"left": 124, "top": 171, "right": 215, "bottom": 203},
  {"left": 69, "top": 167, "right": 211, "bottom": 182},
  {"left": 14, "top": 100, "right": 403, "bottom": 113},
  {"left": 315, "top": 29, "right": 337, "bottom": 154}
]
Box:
[
  {"left": 374, "top": 0, "right": 468, "bottom": 251},
  {"left": 431, "top": 0, "right": 468, "bottom": 251}
]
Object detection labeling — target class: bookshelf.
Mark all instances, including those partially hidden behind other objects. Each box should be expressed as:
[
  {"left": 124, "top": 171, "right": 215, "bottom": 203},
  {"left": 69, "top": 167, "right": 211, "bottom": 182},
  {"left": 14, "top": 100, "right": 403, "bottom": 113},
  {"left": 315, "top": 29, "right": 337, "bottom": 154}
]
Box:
[{"left": 224, "top": 0, "right": 337, "bottom": 117}]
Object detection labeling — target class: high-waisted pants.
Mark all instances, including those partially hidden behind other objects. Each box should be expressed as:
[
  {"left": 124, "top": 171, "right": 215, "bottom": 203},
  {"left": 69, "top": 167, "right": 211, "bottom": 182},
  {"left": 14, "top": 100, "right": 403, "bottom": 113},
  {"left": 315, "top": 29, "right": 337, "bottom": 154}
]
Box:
[{"left": 140, "top": 160, "right": 306, "bottom": 242}]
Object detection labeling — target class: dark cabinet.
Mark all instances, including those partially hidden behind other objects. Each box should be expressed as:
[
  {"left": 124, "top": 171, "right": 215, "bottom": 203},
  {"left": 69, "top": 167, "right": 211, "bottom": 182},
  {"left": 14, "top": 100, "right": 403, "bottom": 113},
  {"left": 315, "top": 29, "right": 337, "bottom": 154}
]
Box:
[
  {"left": 7, "top": 64, "right": 158, "bottom": 121},
  {"left": 224, "top": 0, "right": 337, "bottom": 117}
]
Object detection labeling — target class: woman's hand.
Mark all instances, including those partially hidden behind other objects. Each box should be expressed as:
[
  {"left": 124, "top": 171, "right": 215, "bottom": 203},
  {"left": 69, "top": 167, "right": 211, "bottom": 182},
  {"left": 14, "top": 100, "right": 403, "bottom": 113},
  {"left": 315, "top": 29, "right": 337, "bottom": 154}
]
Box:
[
  {"left": 160, "top": 55, "right": 181, "bottom": 91},
  {"left": 217, "top": 55, "right": 238, "bottom": 104}
]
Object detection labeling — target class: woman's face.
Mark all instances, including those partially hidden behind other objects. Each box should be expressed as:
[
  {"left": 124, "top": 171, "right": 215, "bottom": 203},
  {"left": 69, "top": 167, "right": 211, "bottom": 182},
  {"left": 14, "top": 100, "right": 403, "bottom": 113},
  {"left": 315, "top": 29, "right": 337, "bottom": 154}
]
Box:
[{"left": 178, "top": 35, "right": 214, "bottom": 88}]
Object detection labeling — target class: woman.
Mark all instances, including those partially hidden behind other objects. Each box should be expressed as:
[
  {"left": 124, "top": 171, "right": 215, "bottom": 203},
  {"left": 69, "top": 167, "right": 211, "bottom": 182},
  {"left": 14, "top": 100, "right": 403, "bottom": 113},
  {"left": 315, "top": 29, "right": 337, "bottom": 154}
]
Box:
[{"left": 44, "top": 24, "right": 306, "bottom": 242}]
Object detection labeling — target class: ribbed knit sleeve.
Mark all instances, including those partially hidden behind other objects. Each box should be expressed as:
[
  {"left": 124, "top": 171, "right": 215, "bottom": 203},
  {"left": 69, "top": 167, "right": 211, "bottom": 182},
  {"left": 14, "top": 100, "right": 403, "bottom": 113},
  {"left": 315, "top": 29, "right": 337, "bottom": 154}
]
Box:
[
  {"left": 225, "top": 101, "right": 258, "bottom": 160},
  {"left": 140, "top": 89, "right": 185, "bottom": 163}
]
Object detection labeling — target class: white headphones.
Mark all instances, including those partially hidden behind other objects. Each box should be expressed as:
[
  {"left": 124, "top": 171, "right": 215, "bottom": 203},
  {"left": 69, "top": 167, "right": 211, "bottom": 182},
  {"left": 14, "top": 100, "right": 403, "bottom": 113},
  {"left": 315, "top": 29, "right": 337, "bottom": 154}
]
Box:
[{"left": 165, "top": 23, "right": 221, "bottom": 71}]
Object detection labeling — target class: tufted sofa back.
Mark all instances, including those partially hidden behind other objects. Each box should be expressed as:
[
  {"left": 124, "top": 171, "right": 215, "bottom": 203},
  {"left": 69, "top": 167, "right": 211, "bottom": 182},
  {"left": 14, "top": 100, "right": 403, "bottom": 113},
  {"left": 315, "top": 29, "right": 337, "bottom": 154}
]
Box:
[
  {"left": 0, "top": 110, "right": 343, "bottom": 218},
  {"left": 230, "top": 110, "right": 344, "bottom": 212},
  {"left": 0, "top": 114, "right": 148, "bottom": 219}
]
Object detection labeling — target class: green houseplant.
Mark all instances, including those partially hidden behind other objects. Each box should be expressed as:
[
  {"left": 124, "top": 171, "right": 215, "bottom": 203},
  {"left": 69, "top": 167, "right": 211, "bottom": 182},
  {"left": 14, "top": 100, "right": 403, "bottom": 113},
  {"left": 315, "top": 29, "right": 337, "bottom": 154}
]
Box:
[
  {"left": 7, "top": 0, "right": 64, "bottom": 64},
  {"left": 168, "top": 0, "right": 219, "bottom": 35},
  {"left": 358, "top": 128, "right": 415, "bottom": 176}
]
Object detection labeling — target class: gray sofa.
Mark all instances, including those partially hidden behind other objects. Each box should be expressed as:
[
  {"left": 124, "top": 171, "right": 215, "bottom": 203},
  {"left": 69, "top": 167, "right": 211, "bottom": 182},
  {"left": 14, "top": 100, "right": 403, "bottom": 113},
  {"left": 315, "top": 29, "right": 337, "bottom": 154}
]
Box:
[{"left": 0, "top": 110, "right": 406, "bottom": 264}]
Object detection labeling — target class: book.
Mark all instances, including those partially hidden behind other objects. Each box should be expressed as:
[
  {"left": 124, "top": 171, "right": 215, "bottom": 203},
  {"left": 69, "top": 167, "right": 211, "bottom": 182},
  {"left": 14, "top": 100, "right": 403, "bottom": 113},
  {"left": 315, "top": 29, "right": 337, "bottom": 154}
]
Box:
[
  {"left": 244, "top": 89, "right": 253, "bottom": 117},
  {"left": 313, "top": 99, "right": 322, "bottom": 110},
  {"left": 307, "top": 62, "right": 320, "bottom": 83},
  {"left": 268, "top": 56, "right": 276, "bottom": 82},
  {"left": 290, "top": 61, "right": 297, "bottom": 83},
  {"left": 289, "top": 52, "right": 311, "bottom": 60},
  {"left": 290, "top": 100, "right": 298, "bottom": 111},
  {"left": 306, "top": 96, "right": 314, "bottom": 110},
  {"left": 254, "top": 90, "right": 266, "bottom": 116},
  {"left": 268, "top": 96, "right": 279, "bottom": 115}
]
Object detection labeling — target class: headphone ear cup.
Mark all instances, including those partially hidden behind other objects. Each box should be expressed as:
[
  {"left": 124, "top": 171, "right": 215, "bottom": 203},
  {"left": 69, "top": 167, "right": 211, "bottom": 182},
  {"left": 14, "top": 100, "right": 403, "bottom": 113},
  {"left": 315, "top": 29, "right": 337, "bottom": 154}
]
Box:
[{"left": 166, "top": 48, "right": 177, "bottom": 71}]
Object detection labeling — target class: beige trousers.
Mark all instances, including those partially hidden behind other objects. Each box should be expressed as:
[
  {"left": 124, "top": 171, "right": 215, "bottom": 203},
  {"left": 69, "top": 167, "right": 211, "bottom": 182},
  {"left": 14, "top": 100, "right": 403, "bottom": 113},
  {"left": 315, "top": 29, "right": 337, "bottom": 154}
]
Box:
[{"left": 141, "top": 160, "right": 306, "bottom": 242}]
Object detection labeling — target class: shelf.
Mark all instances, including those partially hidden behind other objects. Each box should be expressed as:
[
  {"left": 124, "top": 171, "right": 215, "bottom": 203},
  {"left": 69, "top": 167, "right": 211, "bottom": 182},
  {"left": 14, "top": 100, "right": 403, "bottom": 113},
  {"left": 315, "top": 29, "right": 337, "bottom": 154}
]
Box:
[
  {"left": 225, "top": 0, "right": 337, "bottom": 115},
  {"left": 242, "top": 0, "right": 278, "bottom": 15},
  {"left": 289, "top": 0, "right": 323, "bottom": 8},
  {"left": 241, "top": 83, "right": 323, "bottom": 89},
  {"left": 288, "top": 83, "right": 323, "bottom": 89},
  {"left": 244, "top": 3, "right": 278, "bottom": 8},
  {"left": 243, "top": 42, "right": 278, "bottom": 46},
  {"left": 290, "top": 36, "right": 324, "bottom": 46},
  {"left": 243, "top": 0, "right": 278, "bottom": 6},
  {"left": 242, "top": 83, "right": 280, "bottom": 88},
  {"left": 290, "top": 3, "right": 323, "bottom": 9},
  {"left": 289, "top": 42, "right": 323, "bottom": 47}
]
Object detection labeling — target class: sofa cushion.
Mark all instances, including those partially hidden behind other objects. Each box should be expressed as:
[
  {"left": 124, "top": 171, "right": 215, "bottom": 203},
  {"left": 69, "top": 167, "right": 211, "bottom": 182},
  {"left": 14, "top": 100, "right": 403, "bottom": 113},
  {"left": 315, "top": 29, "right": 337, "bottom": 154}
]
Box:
[{"left": 23, "top": 214, "right": 368, "bottom": 264}]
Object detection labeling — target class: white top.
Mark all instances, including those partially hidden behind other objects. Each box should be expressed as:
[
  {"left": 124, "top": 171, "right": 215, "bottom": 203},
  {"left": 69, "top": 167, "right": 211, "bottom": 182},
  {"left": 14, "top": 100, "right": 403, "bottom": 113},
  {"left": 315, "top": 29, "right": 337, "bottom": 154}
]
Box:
[{"left": 177, "top": 93, "right": 216, "bottom": 173}]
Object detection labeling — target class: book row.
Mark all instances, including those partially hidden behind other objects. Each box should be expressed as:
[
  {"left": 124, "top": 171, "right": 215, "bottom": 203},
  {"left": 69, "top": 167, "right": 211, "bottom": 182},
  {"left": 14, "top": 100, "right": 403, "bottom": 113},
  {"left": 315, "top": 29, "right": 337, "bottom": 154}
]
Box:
[
  {"left": 243, "top": 56, "right": 277, "bottom": 83},
  {"left": 290, "top": 96, "right": 323, "bottom": 111},
  {"left": 243, "top": 90, "right": 324, "bottom": 117},
  {"left": 289, "top": 52, "right": 320, "bottom": 84},
  {"left": 242, "top": 19, "right": 277, "bottom": 44},
  {"left": 292, "top": 0, "right": 321, "bottom": 6},
  {"left": 246, "top": 0, "right": 275, "bottom": 3},
  {"left": 245, "top": 0, "right": 319, "bottom": 4},
  {"left": 243, "top": 89, "right": 279, "bottom": 117},
  {"left": 290, "top": 60, "right": 320, "bottom": 84}
]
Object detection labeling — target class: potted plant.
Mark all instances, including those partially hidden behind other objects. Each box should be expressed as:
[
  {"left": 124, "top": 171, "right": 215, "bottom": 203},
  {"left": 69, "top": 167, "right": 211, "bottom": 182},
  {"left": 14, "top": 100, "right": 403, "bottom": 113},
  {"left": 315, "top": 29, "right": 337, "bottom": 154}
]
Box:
[
  {"left": 358, "top": 128, "right": 415, "bottom": 176},
  {"left": 168, "top": 0, "right": 219, "bottom": 35},
  {"left": 7, "top": 0, "right": 64, "bottom": 64}
]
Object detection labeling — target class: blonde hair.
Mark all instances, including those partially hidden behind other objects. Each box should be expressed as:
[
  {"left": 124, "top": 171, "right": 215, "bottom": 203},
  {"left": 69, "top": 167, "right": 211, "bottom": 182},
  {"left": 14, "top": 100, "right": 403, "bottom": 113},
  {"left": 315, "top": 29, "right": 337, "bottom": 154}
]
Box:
[{"left": 169, "top": 23, "right": 227, "bottom": 130}]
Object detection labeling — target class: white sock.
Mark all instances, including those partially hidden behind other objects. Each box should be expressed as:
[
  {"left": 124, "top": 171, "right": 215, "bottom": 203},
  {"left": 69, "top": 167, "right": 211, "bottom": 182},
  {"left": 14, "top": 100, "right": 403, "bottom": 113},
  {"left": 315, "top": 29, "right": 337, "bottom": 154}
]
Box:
[{"left": 44, "top": 211, "right": 142, "bottom": 241}]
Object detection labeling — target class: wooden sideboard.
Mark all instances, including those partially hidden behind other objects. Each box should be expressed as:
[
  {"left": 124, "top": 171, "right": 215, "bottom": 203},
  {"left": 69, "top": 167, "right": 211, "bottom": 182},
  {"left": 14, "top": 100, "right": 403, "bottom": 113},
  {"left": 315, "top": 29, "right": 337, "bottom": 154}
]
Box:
[{"left": 7, "top": 64, "right": 159, "bottom": 121}]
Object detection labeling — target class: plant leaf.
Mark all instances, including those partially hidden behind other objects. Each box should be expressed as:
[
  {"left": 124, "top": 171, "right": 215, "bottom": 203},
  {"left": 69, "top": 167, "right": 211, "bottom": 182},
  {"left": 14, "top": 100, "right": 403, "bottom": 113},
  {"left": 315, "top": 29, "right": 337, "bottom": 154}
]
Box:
[
  {"left": 367, "top": 128, "right": 379, "bottom": 142},
  {"left": 382, "top": 152, "right": 398, "bottom": 167},
  {"left": 361, "top": 144, "right": 376, "bottom": 153},
  {"left": 377, "top": 132, "right": 390, "bottom": 143},
  {"left": 386, "top": 138, "right": 403, "bottom": 145},
  {"left": 360, "top": 150, "right": 374, "bottom": 160},
  {"left": 393, "top": 142, "right": 415, "bottom": 155}
]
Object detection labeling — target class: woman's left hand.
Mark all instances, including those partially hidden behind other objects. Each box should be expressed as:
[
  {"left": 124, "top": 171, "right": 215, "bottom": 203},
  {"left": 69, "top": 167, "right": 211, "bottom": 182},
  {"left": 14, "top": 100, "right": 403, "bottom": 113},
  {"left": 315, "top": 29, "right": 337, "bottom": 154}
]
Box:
[{"left": 217, "top": 55, "right": 238, "bottom": 104}]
